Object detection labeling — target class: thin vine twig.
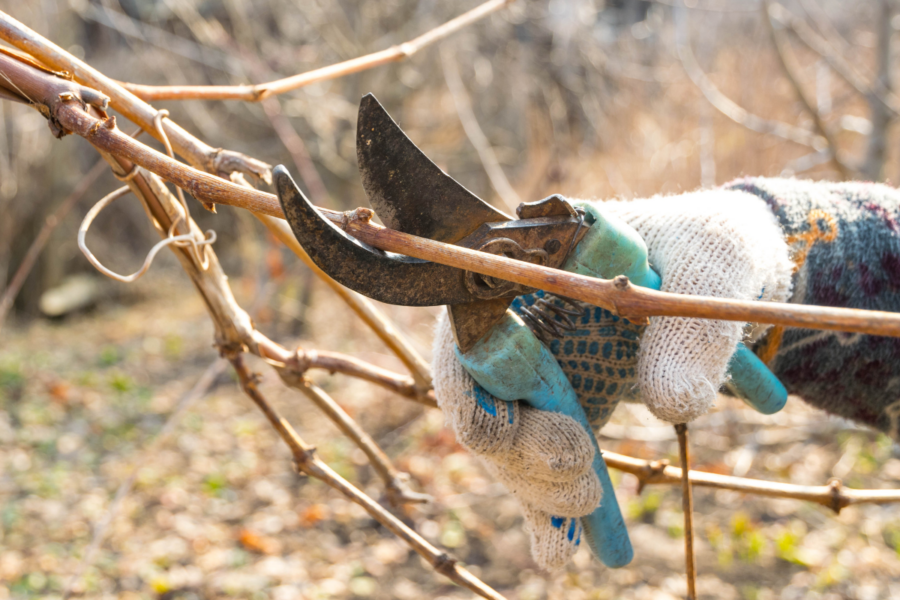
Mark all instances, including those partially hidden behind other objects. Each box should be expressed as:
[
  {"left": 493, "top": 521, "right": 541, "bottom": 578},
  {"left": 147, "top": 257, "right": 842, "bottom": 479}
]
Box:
[
  {"left": 602, "top": 451, "right": 900, "bottom": 513},
  {"left": 675, "top": 424, "right": 697, "bottom": 600},
  {"left": 253, "top": 337, "right": 436, "bottom": 407},
  {"left": 227, "top": 353, "right": 506, "bottom": 600},
  {"left": 276, "top": 370, "right": 432, "bottom": 506},
  {"left": 118, "top": 0, "right": 516, "bottom": 102}
]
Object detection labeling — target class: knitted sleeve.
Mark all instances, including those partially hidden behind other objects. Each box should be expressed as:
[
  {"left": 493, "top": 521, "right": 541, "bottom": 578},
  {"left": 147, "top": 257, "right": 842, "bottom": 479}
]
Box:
[{"left": 725, "top": 177, "right": 900, "bottom": 438}]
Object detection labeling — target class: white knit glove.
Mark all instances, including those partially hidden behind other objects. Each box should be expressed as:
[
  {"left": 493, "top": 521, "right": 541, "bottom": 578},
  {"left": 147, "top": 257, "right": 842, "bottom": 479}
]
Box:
[
  {"left": 431, "top": 188, "right": 793, "bottom": 569},
  {"left": 433, "top": 313, "right": 601, "bottom": 570},
  {"left": 602, "top": 188, "right": 794, "bottom": 422}
]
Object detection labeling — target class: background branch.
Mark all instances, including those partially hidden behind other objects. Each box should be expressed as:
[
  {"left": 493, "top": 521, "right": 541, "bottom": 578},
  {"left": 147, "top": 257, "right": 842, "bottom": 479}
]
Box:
[
  {"left": 762, "top": 0, "right": 851, "bottom": 179},
  {"left": 769, "top": 2, "right": 900, "bottom": 117},
  {"left": 118, "top": 0, "right": 516, "bottom": 102},
  {"left": 441, "top": 45, "right": 520, "bottom": 212},
  {"left": 674, "top": 6, "right": 825, "bottom": 150},
  {"left": 861, "top": 0, "right": 895, "bottom": 181},
  {"left": 0, "top": 157, "right": 106, "bottom": 336}
]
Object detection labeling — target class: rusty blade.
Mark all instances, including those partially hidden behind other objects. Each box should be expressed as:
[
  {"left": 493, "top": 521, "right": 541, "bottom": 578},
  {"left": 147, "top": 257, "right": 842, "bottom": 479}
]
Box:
[
  {"left": 275, "top": 166, "right": 481, "bottom": 307},
  {"left": 357, "top": 93, "right": 511, "bottom": 244}
]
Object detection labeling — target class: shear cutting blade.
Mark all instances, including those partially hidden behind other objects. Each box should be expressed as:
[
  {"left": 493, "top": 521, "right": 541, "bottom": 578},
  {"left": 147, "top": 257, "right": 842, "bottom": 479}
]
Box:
[
  {"left": 275, "top": 166, "right": 480, "bottom": 307},
  {"left": 357, "top": 93, "right": 511, "bottom": 243}
]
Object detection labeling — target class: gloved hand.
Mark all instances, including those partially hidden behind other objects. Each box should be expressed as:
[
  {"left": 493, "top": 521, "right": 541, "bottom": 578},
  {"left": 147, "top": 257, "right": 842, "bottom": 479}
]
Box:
[
  {"left": 520, "top": 191, "right": 794, "bottom": 427},
  {"left": 433, "top": 312, "right": 601, "bottom": 569},
  {"left": 433, "top": 187, "right": 794, "bottom": 569},
  {"left": 435, "top": 177, "right": 900, "bottom": 569}
]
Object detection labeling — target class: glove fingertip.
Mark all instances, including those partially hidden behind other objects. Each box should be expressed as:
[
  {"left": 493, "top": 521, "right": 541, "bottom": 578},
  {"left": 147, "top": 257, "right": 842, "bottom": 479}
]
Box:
[{"left": 521, "top": 504, "right": 583, "bottom": 571}]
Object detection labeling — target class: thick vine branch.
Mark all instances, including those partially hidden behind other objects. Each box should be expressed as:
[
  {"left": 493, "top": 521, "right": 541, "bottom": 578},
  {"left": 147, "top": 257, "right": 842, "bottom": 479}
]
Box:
[
  {"left": 17, "top": 76, "right": 900, "bottom": 337},
  {"left": 119, "top": 0, "right": 515, "bottom": 102},
  {"left": 228, "top": 353, "right": 505, "bottom": 600}
]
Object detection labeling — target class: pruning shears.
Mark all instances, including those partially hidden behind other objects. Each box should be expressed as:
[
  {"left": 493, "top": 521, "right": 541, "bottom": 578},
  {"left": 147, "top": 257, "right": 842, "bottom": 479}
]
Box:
[{"left": 273, "top": 94, "right": 786, "bottom": 568}]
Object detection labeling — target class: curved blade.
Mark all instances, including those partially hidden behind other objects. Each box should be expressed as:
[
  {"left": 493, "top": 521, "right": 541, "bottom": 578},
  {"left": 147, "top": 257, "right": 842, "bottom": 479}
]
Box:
[
  {"left": 275, "top": 166, "right": 479, "bottom": 307},
  {"left": 357, "top": 93, "right": 511, "bottom": 244}
]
